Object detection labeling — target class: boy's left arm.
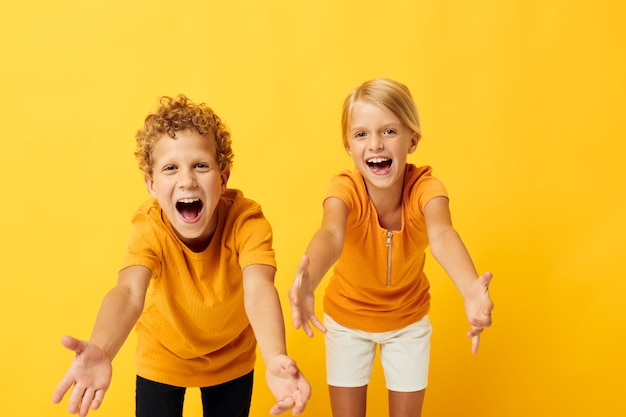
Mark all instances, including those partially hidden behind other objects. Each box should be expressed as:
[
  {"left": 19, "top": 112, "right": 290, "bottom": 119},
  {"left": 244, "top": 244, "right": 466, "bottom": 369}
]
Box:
[
  {"left": 424, "top": 196, "right": 495, "bottom": 354},
  {"left": 243, "top": 264, "right": 311, "bottom": 416}
]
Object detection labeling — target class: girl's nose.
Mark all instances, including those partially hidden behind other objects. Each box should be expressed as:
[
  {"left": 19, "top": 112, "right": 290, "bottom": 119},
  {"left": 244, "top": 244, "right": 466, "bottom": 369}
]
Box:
[{"left": 368, "top": 134, "right": 384, "bottom": 151}]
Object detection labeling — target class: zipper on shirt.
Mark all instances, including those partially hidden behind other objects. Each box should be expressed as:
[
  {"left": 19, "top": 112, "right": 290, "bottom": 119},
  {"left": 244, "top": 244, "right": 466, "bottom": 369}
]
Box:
[{"left": 386, "top": 230, "right": 393, "bottom": 286}]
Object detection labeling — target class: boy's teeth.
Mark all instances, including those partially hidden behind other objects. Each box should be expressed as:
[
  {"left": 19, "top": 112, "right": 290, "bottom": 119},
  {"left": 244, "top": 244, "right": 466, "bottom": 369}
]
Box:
[
  {"left": 368, "top": 157, "right": 388, "bottom": 163},
  {"left": 178, "top": 198, "right": 199, "bottom": 203}
]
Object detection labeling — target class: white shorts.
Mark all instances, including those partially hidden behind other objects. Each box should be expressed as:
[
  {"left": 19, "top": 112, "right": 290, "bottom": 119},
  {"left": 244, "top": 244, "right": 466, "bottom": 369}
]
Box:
[{"left": 324, "top": 314, "right": 432, "bottom": 392}]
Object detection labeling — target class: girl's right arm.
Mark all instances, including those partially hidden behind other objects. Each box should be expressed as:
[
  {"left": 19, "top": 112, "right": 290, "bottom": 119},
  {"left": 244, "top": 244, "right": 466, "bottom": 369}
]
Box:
[{"left": 288, "top": 197, "right": 348, "bottom": 337}]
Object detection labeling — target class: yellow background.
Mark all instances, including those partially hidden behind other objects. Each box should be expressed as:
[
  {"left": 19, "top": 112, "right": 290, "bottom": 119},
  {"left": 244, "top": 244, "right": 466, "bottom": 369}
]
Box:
[{"left": 1, "top": 1, "right": 624, "bottom": 416}]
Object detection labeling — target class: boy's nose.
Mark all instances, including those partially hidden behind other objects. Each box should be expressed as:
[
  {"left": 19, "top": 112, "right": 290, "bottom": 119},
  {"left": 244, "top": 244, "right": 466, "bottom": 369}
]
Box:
[{"left": 178, "top": 171, "right": 198, "bottom": 189}]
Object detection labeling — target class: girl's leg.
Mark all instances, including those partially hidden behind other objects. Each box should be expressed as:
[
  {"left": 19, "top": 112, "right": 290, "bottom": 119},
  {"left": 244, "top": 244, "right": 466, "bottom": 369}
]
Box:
[
  {"left": 329, "top": 385, "right": 368, "bottom": 417},
  {"left": 380, "top": 317, "right": 431, "bottom": 417},
  {"left": 325, "top": 314, "right": 376, "bottom": 417},
  {"left": 135, "top": 375, "right": 185, "bottom": 417},
  {"left": 388, "top": 389, "right": 425, "bottom": 417},
  {"left": 199, "top": 370, "right": 254, "bottom": 417}
]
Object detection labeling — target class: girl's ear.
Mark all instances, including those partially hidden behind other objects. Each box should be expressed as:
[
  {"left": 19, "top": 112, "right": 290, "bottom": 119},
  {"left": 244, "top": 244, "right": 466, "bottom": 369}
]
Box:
[
  {"left": 408, "top": 133, "right": 419, "bottom": 154},
  {"left": 144, "top": 175, "right": 157, "bottom": 198},
  {"left": 221, "top": 168, "right": 231, "bottom": 192}
]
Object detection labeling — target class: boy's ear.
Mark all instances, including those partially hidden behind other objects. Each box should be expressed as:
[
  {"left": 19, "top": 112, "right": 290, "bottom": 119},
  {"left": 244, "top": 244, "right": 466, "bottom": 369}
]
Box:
[
  {"left": 221, "top": 168, "right": 231, "bottom": 192},
  {"left": 144, "top": 175, "right": 157, "bottom": 198}
]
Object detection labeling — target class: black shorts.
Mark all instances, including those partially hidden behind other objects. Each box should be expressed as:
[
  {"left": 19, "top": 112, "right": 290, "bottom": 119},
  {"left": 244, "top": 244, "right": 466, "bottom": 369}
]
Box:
[{"left": 135, "top": 370, "right": 254, "bottom": 417}]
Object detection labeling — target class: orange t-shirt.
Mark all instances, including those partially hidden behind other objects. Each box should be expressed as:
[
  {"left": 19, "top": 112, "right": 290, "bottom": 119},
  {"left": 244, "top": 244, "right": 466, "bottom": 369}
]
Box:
[
  {"left": 323, "top": 164, "right": 447, "bottom": 332},
  {"left": 120, "top": 189, "right": 276, "bottom": 387}
]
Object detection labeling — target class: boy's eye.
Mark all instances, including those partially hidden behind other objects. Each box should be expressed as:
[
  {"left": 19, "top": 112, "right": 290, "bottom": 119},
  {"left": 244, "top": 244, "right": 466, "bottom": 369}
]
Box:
[
  {"left": 195, "top": 163, "right": 210, "bottom": 169},
  {"left": 163, "top": 165, "right": 177, "bottom": 171}
]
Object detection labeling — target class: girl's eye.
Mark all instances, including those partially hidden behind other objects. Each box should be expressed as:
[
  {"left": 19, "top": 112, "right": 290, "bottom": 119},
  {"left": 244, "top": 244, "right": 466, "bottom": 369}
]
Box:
[
  {"left": 384, "top": 129, "right": 396, "bottom": 135},
  {"left": 354, "top": 132, "right": 366, "bottom": 139}
]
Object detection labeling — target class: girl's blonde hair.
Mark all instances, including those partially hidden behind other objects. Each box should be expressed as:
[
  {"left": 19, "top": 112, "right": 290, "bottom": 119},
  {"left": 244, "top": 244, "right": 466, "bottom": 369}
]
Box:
[
  {"left": 341, "top": 78, "right": 421, "bottom": 149},
  {"left": 135, "top": 95, "right": 234, "bottom": 176}
]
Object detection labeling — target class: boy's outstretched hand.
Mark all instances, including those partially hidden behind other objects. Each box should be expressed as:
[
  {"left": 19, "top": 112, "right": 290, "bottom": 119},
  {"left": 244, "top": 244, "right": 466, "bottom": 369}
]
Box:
[
  {"left": 464, "top": 271, "right": 495, "bottom": 354},
  {"left": 52, "top": 335, "right": 112, "bottom": 417},
  {"left": 288, "top": 255, "right": 327, "bottom": 337},
  {"left": 265, "top": 355, "right": 311, "bottom": 416}
]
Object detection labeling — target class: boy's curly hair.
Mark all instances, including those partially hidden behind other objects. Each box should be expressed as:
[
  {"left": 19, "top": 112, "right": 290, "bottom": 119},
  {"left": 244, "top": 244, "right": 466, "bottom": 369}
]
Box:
[{"left": 135, "top": 95, "right": 234, "bottom": 176}]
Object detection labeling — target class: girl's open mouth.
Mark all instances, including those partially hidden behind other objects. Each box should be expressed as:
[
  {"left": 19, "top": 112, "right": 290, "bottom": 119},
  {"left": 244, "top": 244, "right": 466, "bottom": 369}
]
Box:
[{"left": 367, "top": 157, "right": 392, "bottom": 174}]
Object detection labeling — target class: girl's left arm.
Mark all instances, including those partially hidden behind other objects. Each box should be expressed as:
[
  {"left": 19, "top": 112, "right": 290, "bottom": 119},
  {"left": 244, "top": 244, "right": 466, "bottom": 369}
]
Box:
[{"left": 424, "top": 196, "right": 494, "bottom": 354}]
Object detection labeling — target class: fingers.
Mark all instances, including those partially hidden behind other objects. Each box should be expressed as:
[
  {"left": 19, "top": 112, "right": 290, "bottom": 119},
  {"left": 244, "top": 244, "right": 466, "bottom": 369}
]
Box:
[
  {"left": 79, "top": 387, "right": 96, "bottom": 417},
  {"left": 292, "top": 256, "right": 309, "bottom": 293},
  {"left": 278, "top": 356, "right": 298, "bottom": 376},
  {"left": 296, "top": 255, "right": 310, "bottom": 276},
  {"left": 309, "top": 315, "right": 327, "bottom": 334},
  {"left": 471, "top": 272, "right": 495, "bottom": 326},
  {"left": 288, "top": 401, "right": 306, "bottom": 416},
  {"left": 269, "top": 395, "right": 307, "bottom": 416},
  {"left": 64, "top": 385, "right": 104, "bottom": 417},
  {"left": 51, "top": 376, "right": 73, "bottom": 404},
  {"left": 287, "top": 383, "right": 310, "bottom": 416},
  {"left": 269, "top": 396, "right": 296, "bottom": 416},
  {"left": 290, "top": 254, "right": 326, "bottom": 337},
  {"left": 300, "top": 314, "right": 326, "bottom": 337},
  {"left": 288, "top": 257, "right": 308, "bottom": 306},
  {"left": 301, "top": 321, "right": 314, "bottom": 338},
  {"left": 465, "top": 273, "right": 494, "bottom": 355},
  {"left": 289, "top": 298, "right": 304, "bottom": 329},
  {"left": 289, "top": 257, "right": 310, "bottom": 326},
  {"left": 291, "top": 307, "right": 303, "bottom": 330},
  {"left": 67, "top": 382, "right": 84, "bottom": 414},
  {"left": 478, "top": 272, "right": 494, "bottom": 304},
  {"left": 265, "top": 356, "right": 310, "bottom": 415},
  {"left": 469, "top": 312, "right": 492, "bottom": 328},
  {"left": 64, "top": 389, "right": 98, "bottom": 417},
  {"left": 290, "top": 279, "right": 302, "bottom": 306},
  {"left": 467, "top": 326, "right": 484, "bottom": 338},
  {"left": 481, "top": 271, "right": 493, "bottom": 285},
  {"left": 91, "top": 389, "right": 105, "bottom": 411},
  {"left": 294, "top": 378, "right": 311, "bottom": 414},
  {"left": 468, "top": 327, "right": 483, "bottom": 354},
  {"left": 471, "top": 334, "right": 480, "bottom": 355},
  {"left": 61, "top": 335, "right": 87, "bottom": 354},
  {"left": 268, "top": 355, "right": 298, "bottom": 377}
]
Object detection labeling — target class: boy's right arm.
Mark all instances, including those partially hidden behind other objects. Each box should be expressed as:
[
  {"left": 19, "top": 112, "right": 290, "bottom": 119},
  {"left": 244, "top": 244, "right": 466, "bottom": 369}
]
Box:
[
  {"left": 288, "top": 197, "right": 348, "bottom": 337},
  {"left": 52, "top": 265, "right": 151, "bottom": 417}
]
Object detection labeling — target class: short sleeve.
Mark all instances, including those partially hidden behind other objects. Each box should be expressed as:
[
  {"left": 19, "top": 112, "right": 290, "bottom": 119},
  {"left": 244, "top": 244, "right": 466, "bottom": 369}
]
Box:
[
  {"left": 233, "top": 205, "right": 276, "bottom": 270},
  {"left": 120, "top": 210, "right": 162, "bottom": 277}
]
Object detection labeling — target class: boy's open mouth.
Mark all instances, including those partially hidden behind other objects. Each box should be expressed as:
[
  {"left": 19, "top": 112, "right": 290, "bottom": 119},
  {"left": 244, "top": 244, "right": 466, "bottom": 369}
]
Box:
[
  {"left": 366, "top": 157, "right": 392, "bottom": 174},
  {"left": 176, "top": 198, "right": 203, "bottom": 220}
]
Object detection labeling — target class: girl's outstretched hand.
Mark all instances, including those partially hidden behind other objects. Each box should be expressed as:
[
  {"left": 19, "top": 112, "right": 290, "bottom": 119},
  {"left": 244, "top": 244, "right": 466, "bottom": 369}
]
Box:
[
  {"left": 288, "top": 255, "right": 327, "bottom": 337},
  {"left": 464, "top": 271, "right": 495, "bottom": 354},
  {"left": 51, "top": 335, "right": 112, "bottom": 417},
  {"left": 265, "top": 355, "right": 311, "bottom": 416}
]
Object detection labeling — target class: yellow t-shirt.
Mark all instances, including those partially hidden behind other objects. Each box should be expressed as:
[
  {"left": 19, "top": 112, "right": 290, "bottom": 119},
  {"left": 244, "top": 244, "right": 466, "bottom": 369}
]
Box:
[
  {"left": 120, "top": 189, "right": 276, "bottom": 387},
  {"left": 323, "top": 164, "right": 447, "bottom": 333}
]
